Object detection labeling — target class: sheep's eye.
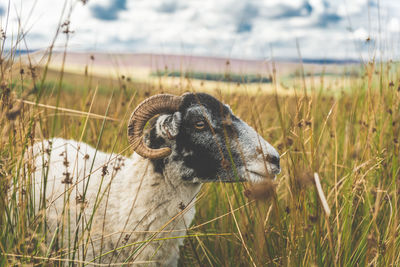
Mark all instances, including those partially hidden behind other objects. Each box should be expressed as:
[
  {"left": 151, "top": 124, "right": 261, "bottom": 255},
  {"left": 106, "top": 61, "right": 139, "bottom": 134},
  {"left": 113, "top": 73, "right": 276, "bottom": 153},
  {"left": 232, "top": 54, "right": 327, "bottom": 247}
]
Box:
[{"left": 194, "top": 120, "right": 206, "bottom": 130}]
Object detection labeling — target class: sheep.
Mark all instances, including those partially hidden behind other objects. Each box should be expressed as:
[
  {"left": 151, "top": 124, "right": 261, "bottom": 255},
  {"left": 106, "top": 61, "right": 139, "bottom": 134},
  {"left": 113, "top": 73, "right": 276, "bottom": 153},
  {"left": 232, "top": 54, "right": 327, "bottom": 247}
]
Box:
[{"left": 26, "top": 92, "right": 280, "bottom": 266}]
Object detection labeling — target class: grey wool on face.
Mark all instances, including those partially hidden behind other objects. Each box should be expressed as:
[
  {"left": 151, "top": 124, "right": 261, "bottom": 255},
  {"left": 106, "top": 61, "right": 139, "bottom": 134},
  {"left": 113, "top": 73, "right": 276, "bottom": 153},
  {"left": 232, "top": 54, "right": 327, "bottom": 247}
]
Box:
[{"left": 24, "top": 92, "right": 280, "bottom": 266}]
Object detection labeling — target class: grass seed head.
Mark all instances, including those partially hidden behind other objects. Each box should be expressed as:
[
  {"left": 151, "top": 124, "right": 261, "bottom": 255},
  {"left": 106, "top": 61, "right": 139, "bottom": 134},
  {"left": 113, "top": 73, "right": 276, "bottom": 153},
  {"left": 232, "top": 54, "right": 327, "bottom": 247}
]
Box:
[
  {"left": 296, "top": 170, "right": 314, "bottom": 189},
  {"left": 244, "top": 179, "right": 276, "bottom": 201}
]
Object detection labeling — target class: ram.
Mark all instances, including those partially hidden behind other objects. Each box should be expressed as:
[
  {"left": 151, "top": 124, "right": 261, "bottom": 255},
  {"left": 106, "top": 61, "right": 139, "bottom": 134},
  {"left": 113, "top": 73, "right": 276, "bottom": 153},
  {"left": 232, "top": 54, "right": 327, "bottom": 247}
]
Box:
[{"left": 26, "top": 92, "right": 280, "bottom": 266}]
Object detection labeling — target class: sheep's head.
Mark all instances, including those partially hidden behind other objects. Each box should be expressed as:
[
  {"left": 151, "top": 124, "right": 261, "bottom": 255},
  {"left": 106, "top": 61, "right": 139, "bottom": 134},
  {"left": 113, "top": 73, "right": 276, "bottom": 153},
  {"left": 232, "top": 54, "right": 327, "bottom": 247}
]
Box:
[{"left": 128, "top": 93, "right": 280, "bottom": 183}]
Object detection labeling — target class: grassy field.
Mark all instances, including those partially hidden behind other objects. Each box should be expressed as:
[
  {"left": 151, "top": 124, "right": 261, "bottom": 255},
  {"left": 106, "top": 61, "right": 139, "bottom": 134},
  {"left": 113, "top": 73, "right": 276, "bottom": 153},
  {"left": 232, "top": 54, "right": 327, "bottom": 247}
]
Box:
[{"left": 1, "top": 42, "right": 400, "bottom": 266}]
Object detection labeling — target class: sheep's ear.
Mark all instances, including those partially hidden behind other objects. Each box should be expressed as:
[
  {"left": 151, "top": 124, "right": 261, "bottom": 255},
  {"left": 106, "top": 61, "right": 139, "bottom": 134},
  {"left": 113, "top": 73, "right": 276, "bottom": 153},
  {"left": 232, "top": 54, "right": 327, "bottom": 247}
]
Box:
[{"left": 157, "top": 112, "right": 181, "bottom": 140}]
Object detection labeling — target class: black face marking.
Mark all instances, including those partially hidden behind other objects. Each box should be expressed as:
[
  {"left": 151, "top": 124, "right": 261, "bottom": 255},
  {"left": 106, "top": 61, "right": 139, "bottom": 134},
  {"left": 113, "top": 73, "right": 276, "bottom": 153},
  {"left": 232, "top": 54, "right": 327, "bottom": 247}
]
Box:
[
  {"left": 269, "top": 155, "right": 280, "bottom": 168},
  {"left": 175, "top": 93, "right": 244, "bottom": 181},
  {"left": 177, "top": 136, "right": 219, "bottom": 180}
]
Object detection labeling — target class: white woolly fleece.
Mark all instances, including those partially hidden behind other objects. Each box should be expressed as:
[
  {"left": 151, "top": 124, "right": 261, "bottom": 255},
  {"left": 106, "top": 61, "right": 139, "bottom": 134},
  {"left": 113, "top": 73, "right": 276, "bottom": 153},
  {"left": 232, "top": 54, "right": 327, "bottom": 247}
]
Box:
[{"left": 28, "top": 138, "right": 201, "bottom": 266}]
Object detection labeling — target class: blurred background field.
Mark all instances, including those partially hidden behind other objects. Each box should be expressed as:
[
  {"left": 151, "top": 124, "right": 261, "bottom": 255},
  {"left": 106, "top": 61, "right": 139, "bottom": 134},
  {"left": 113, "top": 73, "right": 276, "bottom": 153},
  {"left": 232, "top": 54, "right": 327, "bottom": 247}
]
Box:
[
  {"left": 1, "top": 0, "right": 400, "bottom": 266},
  {"left": 22, "top": 51, "right": 361, "bottom": 96}
]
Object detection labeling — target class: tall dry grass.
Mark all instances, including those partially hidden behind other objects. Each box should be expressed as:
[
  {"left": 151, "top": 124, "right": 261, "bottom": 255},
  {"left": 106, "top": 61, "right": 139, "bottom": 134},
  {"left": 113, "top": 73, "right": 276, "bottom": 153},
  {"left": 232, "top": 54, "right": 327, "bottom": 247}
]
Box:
[{"left": 1, "top": 3, "right": 400, "bottom": 266}]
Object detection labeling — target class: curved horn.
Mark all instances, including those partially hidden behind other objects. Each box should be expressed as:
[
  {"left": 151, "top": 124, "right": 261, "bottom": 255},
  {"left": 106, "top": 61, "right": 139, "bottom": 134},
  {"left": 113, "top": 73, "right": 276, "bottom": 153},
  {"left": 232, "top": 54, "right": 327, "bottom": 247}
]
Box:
[{"left": 128, "top": 94, "right": 182, "bottom": 159}]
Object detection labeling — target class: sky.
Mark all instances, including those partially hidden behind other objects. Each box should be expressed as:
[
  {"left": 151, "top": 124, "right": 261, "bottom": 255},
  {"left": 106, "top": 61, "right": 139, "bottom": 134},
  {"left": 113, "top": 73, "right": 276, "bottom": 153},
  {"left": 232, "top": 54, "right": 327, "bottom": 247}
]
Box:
[{"left": 1, "top": 0, "right": 400, "bottom": 60}]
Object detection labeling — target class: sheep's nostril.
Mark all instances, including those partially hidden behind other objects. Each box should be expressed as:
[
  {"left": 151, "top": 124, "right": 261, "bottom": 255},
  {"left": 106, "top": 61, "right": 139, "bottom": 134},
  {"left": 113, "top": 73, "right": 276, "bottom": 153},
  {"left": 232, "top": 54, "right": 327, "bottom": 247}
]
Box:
[{"left": 269, "top": 155, "right": 280, "bottom": 168}]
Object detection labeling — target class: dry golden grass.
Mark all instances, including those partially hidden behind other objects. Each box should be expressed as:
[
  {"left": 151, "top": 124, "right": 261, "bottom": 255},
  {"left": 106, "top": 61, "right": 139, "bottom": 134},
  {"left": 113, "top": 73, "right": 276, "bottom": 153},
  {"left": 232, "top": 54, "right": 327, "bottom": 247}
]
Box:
[{"left": 1, "top": 55, "right": 399, "bottom": 266}]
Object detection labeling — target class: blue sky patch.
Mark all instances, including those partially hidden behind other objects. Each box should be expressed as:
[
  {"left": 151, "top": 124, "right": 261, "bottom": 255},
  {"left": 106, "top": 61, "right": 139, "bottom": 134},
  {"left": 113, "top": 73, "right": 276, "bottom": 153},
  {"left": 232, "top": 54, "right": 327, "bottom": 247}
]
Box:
[
  {"left": 158, "top": 2, "right": 179, "bottom": 13},
  {"left": 274, "top": 2, "right": 313, "bottom": 19},
  {"left": 91, "top": 0, "right": 127, "bottom": 21},
  {"left": 317, "top": 13, "right": 342, "bottom": 27},
  {"left": 237, "top": 21, "right": 252, "bottom": 33}
]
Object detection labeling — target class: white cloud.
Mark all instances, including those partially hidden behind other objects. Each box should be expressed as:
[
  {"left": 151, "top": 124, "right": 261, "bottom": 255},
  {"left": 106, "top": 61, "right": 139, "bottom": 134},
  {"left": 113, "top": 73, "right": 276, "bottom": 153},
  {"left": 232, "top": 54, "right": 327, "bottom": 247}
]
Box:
[
  {"left": 1, "top": 0, "right": 399, "bottom": 60},
  {"left": 354, "top": 27, "right": 368, "bottom": 40},
  {"left": 388, "top": 18, "right": 400, "bottom": 32}
]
